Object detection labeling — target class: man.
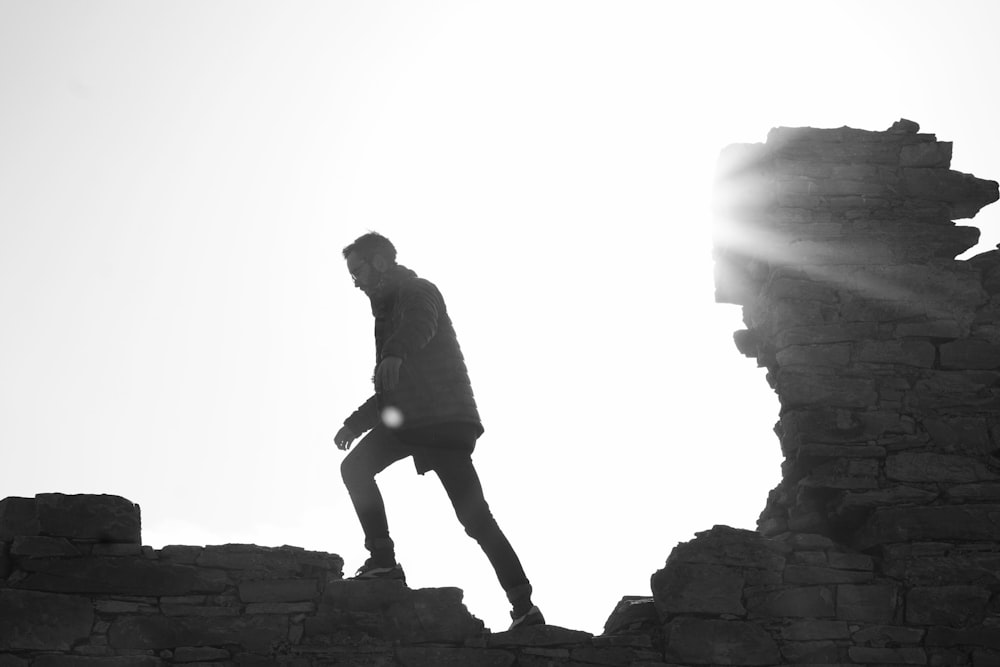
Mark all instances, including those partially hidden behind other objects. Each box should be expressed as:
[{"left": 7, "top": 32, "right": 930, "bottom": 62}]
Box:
[{"left": 333, "top": 232, "right": 544, "bottom": 630}]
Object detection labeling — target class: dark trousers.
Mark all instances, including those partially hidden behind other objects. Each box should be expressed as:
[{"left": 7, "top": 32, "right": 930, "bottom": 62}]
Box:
[{"left": 340, "top": 425, "right": 530, "bottom": 594}]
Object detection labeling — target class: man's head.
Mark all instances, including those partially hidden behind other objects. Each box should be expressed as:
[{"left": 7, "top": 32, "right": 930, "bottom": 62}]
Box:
[{"left": 342, "top": 232, "right": 397, "bottom": 295}]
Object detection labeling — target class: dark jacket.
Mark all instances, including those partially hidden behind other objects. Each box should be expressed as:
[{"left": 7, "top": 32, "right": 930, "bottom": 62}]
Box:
[{"left": 344, "top": 265, "right": 483, "bottom": 444}]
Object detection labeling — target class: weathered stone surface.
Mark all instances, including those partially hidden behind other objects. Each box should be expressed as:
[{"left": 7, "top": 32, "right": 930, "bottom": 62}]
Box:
[
  {"left": 900, "top": 141, "right": 952, "bottom": 168},
  {"left": 602, "top": 596, "right": 658, "bottom": 635},
  {"left": 857, "top": 340, "right": 936, "bottom": 367},
  {"left": 108, "top": 614, "right": 287, "bottom": 651},
  {"left": 851, "top": 624, "right": 925, "bottom": 645},
  {"left": 776, "top": 370, "right": 877, "bottom": 408},
  {"left": 886, "top": 452, "right": 1000, "bottom": 483},
  {"left": 905, "top": 585, "right": 991, "bottom": 626},
  {"left": 664, "top": 618, "right": 780, "bottom": 665},
  {"left": 779, "top": 619, "right": 850, "bottom": 641},
  {"left": 32, "top": 658, "right": 163, "bottom": 667},
  {"left": 238, "top": 578, "right": 318, "bottom": 602},
  {"left": 0, "top": 497, "right": 40, "bottom": 540},
  {"left": 849, "top": 646, "right": 928, "bottom": 664},
  {"left": 195, "top": 544, "right": 343, "bottom": 577},
  {"left": 173, "top": 646, "right": 231, "bottom": 662},
  {"left": 489, "top": 625, "right": 593, "bottom": 647},
  {"left": 746, "top": 586, "right": 834, "bottom": 618},
  {"left": 321, "top": 581, "right": 484, "bottom": 643},
  {"left": 0, "top": 589, "right": 94, "bottom": 650},
  {"left": 10, "top": 536, "right": 81, "bottom": 557},
  {"left": 664, "top": 526, "right": 789, "bottom": 571},
  {"left": 835, "top": 584, "right": 898, "bottom": 622},
  {"left": 922, "top": 416, "right": 991, "bottom": 454},
  {"left": 776, "top": 343, "right": 851, "bottom": 367},
  {"left": 14, "top": 556, "right": 229, "bottom": 595},
  {"left": 783, "top": 564, "right": 872, "bottom": 584},
  {"left": 395, "top": 647, "right": 514, "bottom": 667},
  {"left": 36, "top": 493, "right": 141, "bottom": 543},
  {"left": 941, "top": 338, "right": 1000, "bottom": 369},
  {"left": 927, "top": 625, "right": 1000, "bottom": 649},
  {"left": 651, "top": 562, "right": 745, "bottom": 616},
  {"left": 856, "top": 505, "right": 1000, "bottom": 547}
]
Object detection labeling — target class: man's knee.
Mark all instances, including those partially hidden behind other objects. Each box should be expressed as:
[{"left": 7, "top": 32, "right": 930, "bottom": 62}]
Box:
[
  {"left": 456, "top": 503, "right": 497, "bottom": 540},
  {"left": 341, "top": 452, "right": 370, "bottom": 489}
]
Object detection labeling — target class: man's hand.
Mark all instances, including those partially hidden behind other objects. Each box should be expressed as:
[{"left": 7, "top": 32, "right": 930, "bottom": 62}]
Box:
[
  {"left": 335, "top": 425, "right": 358, "bottom": 451},
  {"left": 375, "top": 356, "right": 402, "bottom": 392}
]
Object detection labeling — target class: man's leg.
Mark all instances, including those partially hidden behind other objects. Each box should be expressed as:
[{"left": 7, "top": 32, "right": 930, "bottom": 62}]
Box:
[
  {"left": 433, "top": 454, "right": 539, "bottom": 621},
  {"left": 340, "top": 426, "right": 411, "bottom": 569}
]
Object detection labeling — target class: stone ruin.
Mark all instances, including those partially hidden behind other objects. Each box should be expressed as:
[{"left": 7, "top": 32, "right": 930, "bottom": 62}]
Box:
[{"left": 2, "top": 120, "right": 999, "bottom": 665}]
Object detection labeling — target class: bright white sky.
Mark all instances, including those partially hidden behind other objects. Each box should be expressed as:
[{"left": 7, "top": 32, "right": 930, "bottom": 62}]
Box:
[{"left": 2, "top": 1, "right": 999, "bottom": 633}]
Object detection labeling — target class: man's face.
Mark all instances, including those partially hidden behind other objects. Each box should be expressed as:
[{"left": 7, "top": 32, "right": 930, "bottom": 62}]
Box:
[{"left": 346, "top": 250, "right": 377, "bottom": 294}]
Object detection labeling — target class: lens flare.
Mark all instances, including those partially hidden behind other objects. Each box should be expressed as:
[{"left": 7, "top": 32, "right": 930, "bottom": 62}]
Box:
[{"left": 381, "top": 406, "right": 404, "bottom": 429}]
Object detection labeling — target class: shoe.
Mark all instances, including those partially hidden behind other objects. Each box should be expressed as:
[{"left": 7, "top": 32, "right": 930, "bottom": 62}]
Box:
[
  {"left": 351, "top": 558, "right": 406, "bottom": 583},
  {"left": 509, "top": 605, "right": 545, "bottom": 630}
]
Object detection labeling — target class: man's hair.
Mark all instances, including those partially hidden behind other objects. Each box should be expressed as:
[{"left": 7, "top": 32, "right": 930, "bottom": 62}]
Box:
[{"left": 342, "top": 232, "right": 397, "bottom": 264}]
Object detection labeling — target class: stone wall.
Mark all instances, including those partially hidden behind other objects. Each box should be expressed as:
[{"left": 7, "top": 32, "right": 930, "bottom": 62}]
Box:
[
  {"left": 677, "top": 119, "right": 999, "bottom": 665},
  {"left": 4, "top": 120, "right": 1000, "bottom": 666},
  {"left": 0, "top": 493, "right": 664, "bottom": 666}
]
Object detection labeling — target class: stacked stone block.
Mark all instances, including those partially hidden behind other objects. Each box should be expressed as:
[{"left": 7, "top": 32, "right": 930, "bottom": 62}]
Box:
[
  {"left": 0, "top": 493, "right": 670, "bottom": 666},
  {"left": 684, "top": 120, "right": 1000, "bottom": 664}
]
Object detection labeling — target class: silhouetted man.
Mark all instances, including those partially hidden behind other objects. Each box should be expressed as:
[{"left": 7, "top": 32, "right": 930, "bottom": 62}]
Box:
[{"left": 334, "top": 232, "right": 544, "bottom": 630}]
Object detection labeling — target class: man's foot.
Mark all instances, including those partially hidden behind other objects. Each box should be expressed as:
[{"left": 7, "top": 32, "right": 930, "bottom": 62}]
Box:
[
  {"left": 509, "top": 605, "right": 545, "bottom": 630},
  {"left": 352, "top": 558, "right": 406, "bottom": 583}
]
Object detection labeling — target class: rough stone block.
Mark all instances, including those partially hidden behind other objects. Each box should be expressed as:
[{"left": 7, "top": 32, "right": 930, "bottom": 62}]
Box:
[
  {"left": 664, "top": 618, "right": 780, "bottom": 666},
  {"left": 780, "top": 639, "right": 841, "bottom": 663},
  {"left": 13, "top": 556, "right": 229, "bottom": 595},
  {"left": 902, "top": 168, "right": 998, "bottom": 219},
  {"left": 776, "top": 343, "right": 852, "bottom": 367},
  {"left": 195, "top": 544, "right": 343, "bottom": 578},
  {"left": 906, "top": 585, "right": 990, "bottom": 626},
  {"left": 395, "top": 647, "right": 514, "bottom": 667},
  {"left": 927, "top": 625, "right": 1000, "bottom": 649},
  {"left": 775, "top": 322, "right": 877, "bottom": 349},
  {"left": 11, "top": 536, "right": 81, "bottom": 557},
  {"left": 0, "top": 589, "right": 94, "bottom": 650},
  {"left": 783, "top": 564, "right": 872, "bottom": 585},
  {"left": 746, "top": 586, "right": 835, "bottom": 618},
  {"left": 36, "top": 493, "right": 141, "bottom": 543},
  {"left": 851, "top": 624, "right": 925, "bottom": 646},
  {"left": 238, "top": 578, "right": 318, "bottom": 602},
  {"left": 851, "top": 647, "right": 929, "bottom": 664},
  {"left": 900, "top": 141, "right": 952, "bottom": 168},
  {"left": 489, "top": 624, "right": 593, "bottom": 647},
  {"left": 173, "top": 646, "right": 231, "bottom": 662},
  {"left": 321, "top": 581, "right": 484, "bottom": 644},
  {"left": 911, "top": 370, "right": 1000, "bottom": 409},
  {"left": 886, "top": 452, "right": 1000, "bottom": 484},
  {"left": 651, "top": 562, "right": 746, "bottom": 616},
  {"left": 836, "top": 584, "right": 898, "bottom": 622},
  {"left": 779, "top": 619, "right": 850, "bottom": 641},
  {"left": 0, "top": 497, "right": 40, "bottom": 540},
  {"left": 602, "top": 596, "right": 658, "bottom": 635},
  {"left": 109, "top": 614, "right": 288, "bottom": 651},
  {"left": 663, "top": 525, "right": 789, "bottom": 570},
  {"left": 32, "top": 658, "right": 163, "bottom": 667},
  {"left": 857, "top": 340, "right": 936, "bottom": 367},
  {"left": 855, "top": 505, "right": 1000, "bottom": 547},
  {"left": 777, "top": 370, "right": 878, "bottom": 409},
  {"left": 940, "top": 338, "right": 1000, "bottom": 369},
  {"left": 922, "top": 416, "right": 991, "bottom": 454}
]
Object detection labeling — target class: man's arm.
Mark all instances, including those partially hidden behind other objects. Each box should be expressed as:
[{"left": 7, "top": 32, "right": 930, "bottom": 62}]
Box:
[{"left": 338, "top": 395, "right": 378, "bottom": 448}]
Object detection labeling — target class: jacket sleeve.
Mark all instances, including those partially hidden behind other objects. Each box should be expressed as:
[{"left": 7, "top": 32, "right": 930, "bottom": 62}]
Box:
[
  {"left": 381, "top": 280, "right": 440, "bottom": 360},
  {"left": 344, "top": 394, "right": 379, "bottom": 434}
]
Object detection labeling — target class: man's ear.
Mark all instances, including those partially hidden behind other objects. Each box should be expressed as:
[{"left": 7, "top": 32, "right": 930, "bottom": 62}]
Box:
[{"left": 371, "top": 253, "right": 391, "bottom": 273}]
